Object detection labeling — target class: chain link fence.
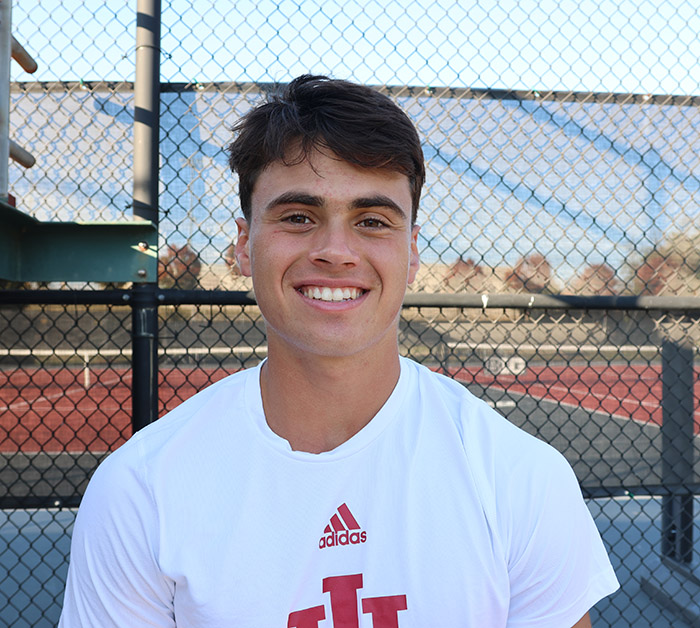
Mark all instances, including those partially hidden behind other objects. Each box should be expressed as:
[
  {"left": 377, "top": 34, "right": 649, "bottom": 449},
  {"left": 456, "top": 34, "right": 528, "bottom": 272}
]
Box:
[{"left": 2, "top": 1, "right": 700, "bottom": 626}]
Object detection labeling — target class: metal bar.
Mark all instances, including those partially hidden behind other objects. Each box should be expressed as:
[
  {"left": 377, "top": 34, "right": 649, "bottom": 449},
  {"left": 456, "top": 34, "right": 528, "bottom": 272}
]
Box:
[
  {"left": 8, "top": 80, "right": 700, "bottom": 108},
  {"left": 130, "top": 0, "right": 161, "bottom": 432},
  {"left": 2, "top": 288, "right": 700, "bottom": 311},
  {"left": 661, "top": 340, "right": 695, "bottom": 564},
  {"left": 0, "top": 289, "right": 132, "bottom": 305},
  {"left": 402, "top": 292, "right": 700, "bottom": 311},
  {"left": 144, "top": 289, "right": 700, "bottom": 311},
  {"left": 131, "top": 284, "right": 159, "bottom": 431},
  {"left": 132, "top": 0, "right": 161, "bottom": 225},
  {"left": 10, "top": 35, "right": 36, "bottom": 73},
  {"left": 157, "top": 289, "right": 700, "bottom": 310},
  {"left": 9, "top": 138, "right": 33, "bottom": 167},
  {"left": 157, "top": 289, "right": 257, "bottom": 306},
  {"left": 0, "top": 0, "right": 11, "bottom": 200}
]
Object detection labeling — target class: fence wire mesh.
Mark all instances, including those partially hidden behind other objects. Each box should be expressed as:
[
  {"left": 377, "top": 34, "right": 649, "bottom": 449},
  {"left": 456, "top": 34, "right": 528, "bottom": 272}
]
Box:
[{"left": 2, "top": 1, "right": 700, "bottom": 626}]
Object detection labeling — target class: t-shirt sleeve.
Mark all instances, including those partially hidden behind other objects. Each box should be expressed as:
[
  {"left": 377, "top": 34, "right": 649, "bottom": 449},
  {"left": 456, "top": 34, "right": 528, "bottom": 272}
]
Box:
[
  {"left": 58, "top": 441, "right": 176, "bottom": 628},
  {"left": 501, "top": 437, "right": 619, "bottom": 628}
]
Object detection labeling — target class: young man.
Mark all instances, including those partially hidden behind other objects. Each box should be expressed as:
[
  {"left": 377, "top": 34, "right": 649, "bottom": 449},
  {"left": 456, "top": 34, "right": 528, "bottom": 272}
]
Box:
[{"left": 59, "top": 75, "right": 618, "bottom": 627}]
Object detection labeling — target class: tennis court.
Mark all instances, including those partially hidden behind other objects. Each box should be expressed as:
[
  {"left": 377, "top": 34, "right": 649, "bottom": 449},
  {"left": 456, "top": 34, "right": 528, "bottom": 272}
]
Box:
[
  {"left": 2, "top": 347, "right": 697, "bottom": 496},
  {"left": 4, "top": 353, "right": 695, "bottom": 449}
]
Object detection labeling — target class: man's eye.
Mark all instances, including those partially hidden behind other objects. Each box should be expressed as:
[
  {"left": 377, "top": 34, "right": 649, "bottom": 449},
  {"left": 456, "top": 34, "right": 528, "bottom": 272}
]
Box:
[
  {"left": 359, "top": 218, "right": 387, "bottom": 228},
  {"left": 285, "top": 214, "right": 311, "bottom": 224}
]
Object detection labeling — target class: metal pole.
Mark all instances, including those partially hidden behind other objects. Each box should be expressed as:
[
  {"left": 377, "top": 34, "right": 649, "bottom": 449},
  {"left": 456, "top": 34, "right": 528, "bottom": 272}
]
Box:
[
  {"left": 133, "top": 0, "right": 160, "bottom": 224},
  {"left": 660, "top": 339, "right": 695, "bottom": 564},
  {"left": 0, "top": 0, "right": 12, "bottom": 201},
  {"left": 131, "top": 0, "right": 161, "bottom": 431},
  {"left": 131, "top": 284, "right": 159, "bottom": 431}
]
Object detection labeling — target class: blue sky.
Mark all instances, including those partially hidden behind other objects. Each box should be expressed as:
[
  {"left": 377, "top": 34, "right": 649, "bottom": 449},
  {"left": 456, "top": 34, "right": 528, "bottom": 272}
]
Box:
[{"left": 12, "top": 0, "right": 700, "bottom": 96}]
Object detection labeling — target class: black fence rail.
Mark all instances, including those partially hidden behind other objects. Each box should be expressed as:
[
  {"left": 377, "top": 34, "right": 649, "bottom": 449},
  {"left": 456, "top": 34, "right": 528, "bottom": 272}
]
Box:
[{"left": 1, "top": 287, "right": 699, "bottom": 626}]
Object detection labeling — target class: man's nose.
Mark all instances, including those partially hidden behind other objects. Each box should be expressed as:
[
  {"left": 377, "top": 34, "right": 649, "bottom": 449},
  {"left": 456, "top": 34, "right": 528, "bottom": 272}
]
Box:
[{"left": 309, "top": 224, "right": 360, "bottom": 267}]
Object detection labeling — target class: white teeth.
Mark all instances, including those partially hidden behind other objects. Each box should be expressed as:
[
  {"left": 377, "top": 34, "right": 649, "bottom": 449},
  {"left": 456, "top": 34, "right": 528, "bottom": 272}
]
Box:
[{"left": 302, "top": 287, "right": 362, "bottom": 302}]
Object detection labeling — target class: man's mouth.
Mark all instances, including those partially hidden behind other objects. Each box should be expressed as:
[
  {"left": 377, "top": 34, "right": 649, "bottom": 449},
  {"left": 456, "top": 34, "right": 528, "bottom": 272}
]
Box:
[{"left": 299, "top": 286, "right": 365, "bottom": 302}]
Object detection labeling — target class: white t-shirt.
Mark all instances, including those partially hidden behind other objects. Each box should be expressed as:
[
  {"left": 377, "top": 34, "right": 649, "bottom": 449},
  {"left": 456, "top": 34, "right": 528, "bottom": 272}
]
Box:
[{"left": 59, "top": 357, "right": 618, "bottom": 627}]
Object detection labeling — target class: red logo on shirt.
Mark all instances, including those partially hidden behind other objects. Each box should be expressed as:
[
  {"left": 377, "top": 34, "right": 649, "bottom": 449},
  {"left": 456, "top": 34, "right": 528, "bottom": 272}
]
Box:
[
  {"left": 319, "top": 503, "right": 367, "bottom": 549},
  {"left": 288, "top": 573, "right": 407, "bottom": 628}
]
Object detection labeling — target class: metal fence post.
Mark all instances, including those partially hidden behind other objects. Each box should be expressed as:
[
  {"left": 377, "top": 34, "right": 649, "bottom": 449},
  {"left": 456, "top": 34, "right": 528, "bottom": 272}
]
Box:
[
  {"left": 0, "top": 0, "right": 12, "bottom": 201},
  {"left": 131, "top": 284, "right": 159, "bottom": 431},
  {"left": 661, "top": 339, "right": 695, "bottom": 564},
  {"left": 131, "top": 0, "right": 161, "bottom": 431}
]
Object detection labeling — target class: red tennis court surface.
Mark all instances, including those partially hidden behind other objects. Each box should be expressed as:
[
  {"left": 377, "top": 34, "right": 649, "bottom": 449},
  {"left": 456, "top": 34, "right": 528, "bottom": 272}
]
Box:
[
  {"left": 0, "top": 365, "right": 238, "bottom": 453},
  {"left": 2, "top": 363, "right": 699, "bottom": 453},
  {"left": 451, "top": 364, "right": 700, "bottom": 430}
]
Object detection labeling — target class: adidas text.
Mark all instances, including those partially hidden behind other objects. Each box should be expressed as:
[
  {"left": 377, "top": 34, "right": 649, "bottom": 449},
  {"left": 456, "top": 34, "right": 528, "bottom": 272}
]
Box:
[{"left": 319, "top": 530, "right": 367, "bottom": 549}]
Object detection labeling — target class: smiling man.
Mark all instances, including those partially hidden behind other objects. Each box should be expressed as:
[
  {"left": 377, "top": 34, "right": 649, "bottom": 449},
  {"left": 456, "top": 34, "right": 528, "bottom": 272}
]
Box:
[{"left": 59, "top": 75, "right": 618, "bottom": 627}]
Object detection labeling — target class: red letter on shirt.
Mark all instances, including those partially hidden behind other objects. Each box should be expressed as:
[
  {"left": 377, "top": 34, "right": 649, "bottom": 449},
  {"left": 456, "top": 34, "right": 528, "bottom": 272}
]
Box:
[
  {"left": 322, "top": 573, "right": 363, "bottom": 628},
  {"left": 287, "top": 605, "right": 326, "bottom": 628},
  {"left": 362, "top": 595, "right": 408, "bottom": 628}
]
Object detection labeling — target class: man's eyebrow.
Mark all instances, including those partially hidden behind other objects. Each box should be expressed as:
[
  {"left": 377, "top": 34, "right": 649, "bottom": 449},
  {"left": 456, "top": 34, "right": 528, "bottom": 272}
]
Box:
[
  {"left": 351, "top": 195, "right": 407, "bottom": 219},
  {"left": 263, "top": 192, "right": 408, "bottom": 220},
  {"left": 263, "top": 192, "right": 322, "bottom": 211}
]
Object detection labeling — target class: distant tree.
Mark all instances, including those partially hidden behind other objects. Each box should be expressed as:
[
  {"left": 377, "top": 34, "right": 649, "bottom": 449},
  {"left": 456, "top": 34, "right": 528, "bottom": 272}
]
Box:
[
  {"left": 633, "top": 251, "right": 683, "bottom": 295},
  {"left": 570, "top": 263, "right": 621, "bottom": 295},
  {"left": 98, "top": 281, "right": 130, "bottom": 290},
  {"left": 662, "top": 231, "right": 700, "bottom": 279},
  {"left": 506, "top": 253, "right": 552, "bottom": 293},
  {"left": 158, "top": 243, "right": 201, "bottom": 289},
  {"left": 442, "top": 257, "right": 486, "bottom": 292},
  {"left": 0, "top": 280, "right": 31, "bottom": 290},
  {"left": 629, "top": 231, "right": 700, "bottom": 296}
]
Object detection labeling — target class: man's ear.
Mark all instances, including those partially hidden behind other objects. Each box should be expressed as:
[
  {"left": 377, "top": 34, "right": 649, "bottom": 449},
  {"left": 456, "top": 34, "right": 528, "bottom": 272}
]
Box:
[
  {"left": 235, "top": 217, "right": 252, "bottom": 277},
  {"left": 408, "top": 224, "right": 420, "bottom": 285}
]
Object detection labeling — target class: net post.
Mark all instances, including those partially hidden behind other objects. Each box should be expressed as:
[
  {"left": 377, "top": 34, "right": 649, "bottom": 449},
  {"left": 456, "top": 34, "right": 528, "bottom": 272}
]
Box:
[
  {"left": 81, "top": 350, "right": 90, "bottom": 389},
  {"left": 661, "top": 339, "right": 695, "bottom": 565}
]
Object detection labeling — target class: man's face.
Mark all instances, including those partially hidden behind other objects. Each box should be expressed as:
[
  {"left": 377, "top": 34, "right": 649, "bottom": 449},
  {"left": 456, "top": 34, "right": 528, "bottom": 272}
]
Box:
[{"left": 235, "top": 149, "right": 420, "bottom": 360}]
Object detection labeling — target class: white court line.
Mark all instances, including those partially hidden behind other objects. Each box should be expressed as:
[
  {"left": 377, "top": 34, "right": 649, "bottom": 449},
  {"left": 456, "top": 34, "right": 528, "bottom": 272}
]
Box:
[
  {"left": 525, "top": 393, "right": 665, "bottom": 429},
  {"left": 448, "top": 342, "right": 662, "bottom": 355},
  {"left": 532, "top": 382, "right": 663, "bottom": 412},
  {"left": 0, "top": 346, "right": 265, "bottom": 359},
  {"left": 0, "top": 372, "right": 132, "bottom": 413},
  {"left": 531, "top": 381, "right": 700, "bottom": 421},
  {"left": 0, "top": 346, "right": 265, "bottom": 413},
  {"left": 487, "top": 400, "right": 517, "bottom": 409},
  {"left": 454, "top": 374, "right": 666, "bottom": 429}
]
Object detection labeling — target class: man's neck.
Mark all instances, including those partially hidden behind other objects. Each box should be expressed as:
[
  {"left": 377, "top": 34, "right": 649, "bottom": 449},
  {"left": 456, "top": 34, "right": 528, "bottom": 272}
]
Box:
[{"left": 259, "top": 342, "right": 401, "bottom": 454}]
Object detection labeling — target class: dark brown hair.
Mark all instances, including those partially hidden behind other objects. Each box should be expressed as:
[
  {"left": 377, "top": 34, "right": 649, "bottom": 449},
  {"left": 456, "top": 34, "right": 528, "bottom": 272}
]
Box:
[{"left": 227, "top": 75, "right": 425, "bottom": 223}]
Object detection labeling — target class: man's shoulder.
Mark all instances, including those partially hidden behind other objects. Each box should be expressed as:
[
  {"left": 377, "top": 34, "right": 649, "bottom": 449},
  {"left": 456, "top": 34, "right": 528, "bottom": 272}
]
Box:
[
  {"left": 401, "top": 356, "right": 477, "bottom": 404},
  {"left": 403, "top": 357, "right": 569, "bottom": 475},
  {"left": 403, "top": 358, "right": 517, "bottom": 432},
  {"left": 103, "top": 365, "right": 257, "bottom": 472}
]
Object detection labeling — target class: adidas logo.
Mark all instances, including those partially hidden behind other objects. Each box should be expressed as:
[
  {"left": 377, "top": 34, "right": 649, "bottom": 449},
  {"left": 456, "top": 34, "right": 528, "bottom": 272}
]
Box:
[{"left": 319, "top": 503, "right": 367, "bottom": 550}]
